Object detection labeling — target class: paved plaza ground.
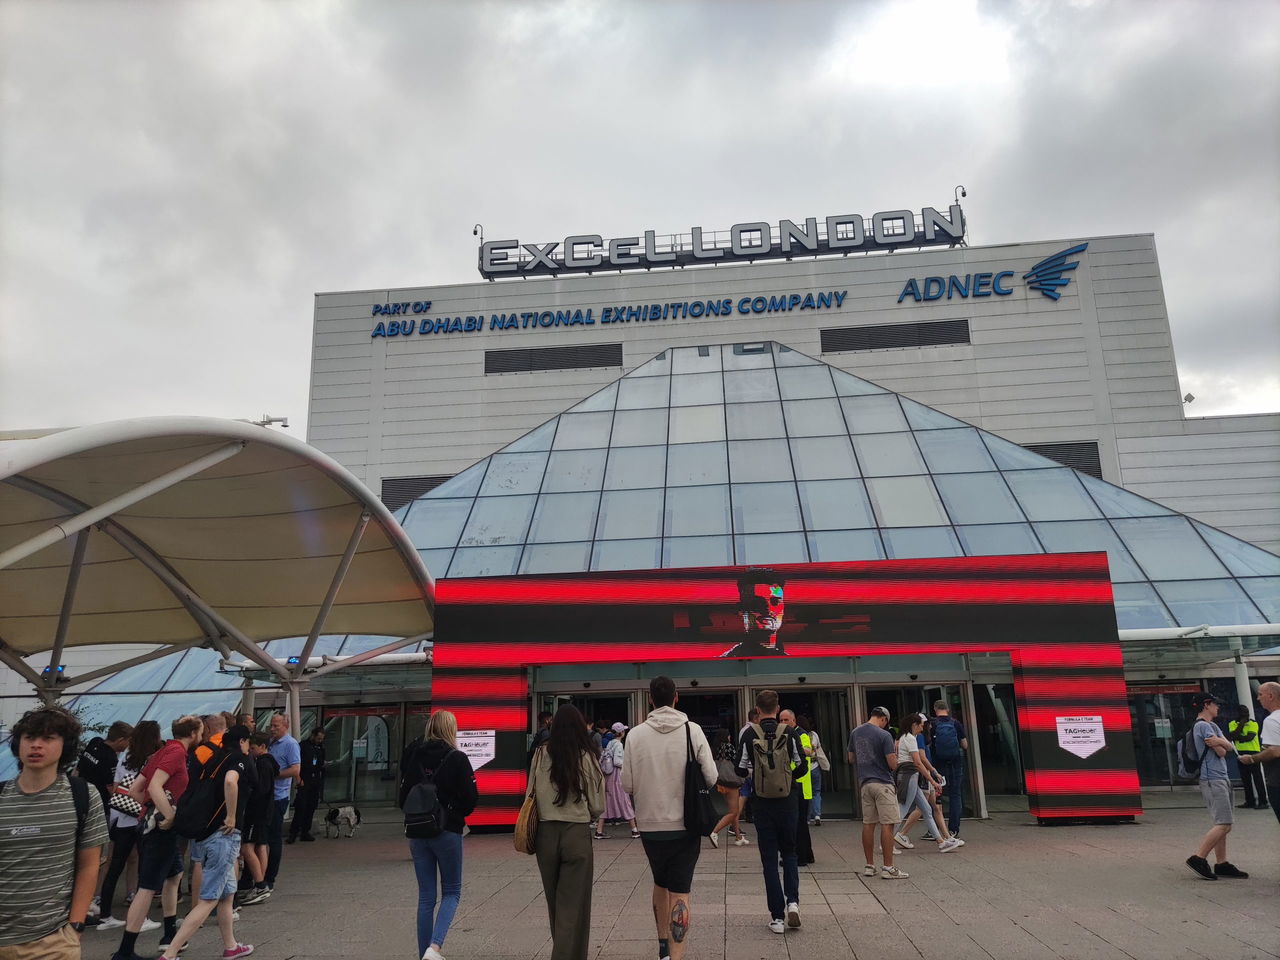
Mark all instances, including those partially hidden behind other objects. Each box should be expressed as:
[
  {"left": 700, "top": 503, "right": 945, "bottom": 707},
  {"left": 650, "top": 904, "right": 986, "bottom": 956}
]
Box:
[{"left": 81, "top": 802, "right": 1278, "bottom": 960}]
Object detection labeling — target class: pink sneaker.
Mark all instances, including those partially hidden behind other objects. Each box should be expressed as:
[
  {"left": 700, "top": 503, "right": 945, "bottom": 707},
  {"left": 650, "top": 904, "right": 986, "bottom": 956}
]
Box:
[{"left": 223, "top": 946, "right": 254, "bottom": 959}]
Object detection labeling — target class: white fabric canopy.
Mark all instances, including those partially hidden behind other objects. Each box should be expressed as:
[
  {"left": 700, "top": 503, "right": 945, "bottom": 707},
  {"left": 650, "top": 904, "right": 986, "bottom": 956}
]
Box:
[{"left": 0, "top": 418, "right": 433, "bottom": 677}]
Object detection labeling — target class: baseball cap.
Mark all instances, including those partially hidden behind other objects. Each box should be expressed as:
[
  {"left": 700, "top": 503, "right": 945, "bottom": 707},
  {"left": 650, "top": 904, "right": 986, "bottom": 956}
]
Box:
[
  {"left": 1190, "top": 692, "right": 1221, "bottom": 708},
  {"left": 611, "top": 722, "right": 629, "bottom": 734},
  {"left": 869, "top": 706, "right": 891, "bottom": 719}
]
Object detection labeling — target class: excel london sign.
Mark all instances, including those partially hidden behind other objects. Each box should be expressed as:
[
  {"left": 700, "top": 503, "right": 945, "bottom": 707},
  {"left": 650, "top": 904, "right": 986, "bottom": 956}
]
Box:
[{"left": 478, "top": 205, "right": 966, "bottom": 279}]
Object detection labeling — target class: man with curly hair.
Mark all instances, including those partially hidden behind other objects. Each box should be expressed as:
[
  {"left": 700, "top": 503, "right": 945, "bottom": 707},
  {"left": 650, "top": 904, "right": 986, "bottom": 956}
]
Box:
[{"left": 0, "top": 704, "right": 108, "bottom": 958}]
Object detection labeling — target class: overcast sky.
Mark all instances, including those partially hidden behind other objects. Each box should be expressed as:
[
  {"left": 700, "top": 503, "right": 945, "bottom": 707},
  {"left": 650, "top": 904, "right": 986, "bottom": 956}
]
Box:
[{"left": 1, "top": 0, "right": 1277, "bottom": 434}]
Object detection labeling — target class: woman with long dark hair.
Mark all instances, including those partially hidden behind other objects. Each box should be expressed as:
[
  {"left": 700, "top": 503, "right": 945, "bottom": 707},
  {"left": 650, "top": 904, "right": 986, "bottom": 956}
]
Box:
[
  {"left": 97, "top": 720, "right": 164, "bottom": 930},
  {"left": 530, "top": 704, "right": 604, "bottom": 960},
  {"left": 399, "top": 709, "right": 479, "bottom": 960}
]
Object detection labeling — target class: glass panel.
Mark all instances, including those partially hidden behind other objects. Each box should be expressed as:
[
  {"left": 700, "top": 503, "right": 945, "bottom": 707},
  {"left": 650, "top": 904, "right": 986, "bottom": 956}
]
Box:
[
  {"left": 1240, "top": 577, "right": 1280, "bottom": 620},
  {"left": 447, "top": 545, "right": 522, "bottom": 577},
  {"left": 90, "top": 652, "right": 183, "bottom": 693},
  {"left": 807, "top": 529, "right": 885, "bottom": 561},
  {"left": 1111, "top": 516, "right": 1230, "bottom": 580},
  {"left": 1002, "top": 468, "right": 1101, "bottom": 521},
  {"left": 777, "top": 365, "right": 835, "bottom": 400},
  {"left": 671, "top": 345, "right": 722, "bottom": 374},
  {"left": 798, "top": 479, "right": 876, "bottom": 530},
  {"left": 552, "top": 412, "right": 613, "bottom": 450},
  {"left": 775, "top": 345, "right": 819, "bottom": 366},
  {"left": 1078, "top": 473, "right": 1171, "bottom": 518},
  {"left": 915, "top": 428, "right": 997, "bottom": 474},
  {"left": 731, "top": 482, "right": 804, "bottom": 534},
  {"left": 670, "top": 372, "right": 723, "bottom": 407},
  {"left": 418, "top": 548, "right": 453, "bottom": 578},
  {"left": 519, "top": 541, "right": 592, "bottom": 574},
  {"left": 783, "top": 398, "right": 846, "bottom": 438},
  {"left": 723, "top": 342, "right": 775, "bottom": 370},
  {"left": 528, "top": 492, "right": 600, "bottom": 543},
  {"left": 666, "top": 442, "right": 729, "bottom": 486},
  {"left": 669, "top": 405, "right": 726, "bottom": 444},
  {"left": 628, "top": 352, "right": 670, "bottom": 376},
  {"left": 1111, "top": 582, "right": 1175, "bottom": 629},
  {"left": 735, "top": 532, "right": 809, "bottom": 564},
  {"left": 728, "top": 439, "right": 794, "bottom": 483},
  {"left": 831, "top": 368, "right": 887, "bottom": 396},
  {"left": 391, "top": 502, "right": 411, "bottom": 524},
  {"left": 840, "top": 394, "right": 908, "bottom": 434},
  {"left": 339, "top": 635, "right": 400, "bottom": 655},
  {"left": 597, "top": 489, "right": 664, "bottom": 540},
  {"left": 663, "top": 535, "right": 734, "bottom": 568},
  {"left": 866, "top": 475, "right": 948, "bottom": 526},
  {"left": 163, "top": 648, "right": 248, "bottom": 690},
  {"left": 852, "top": 432, "right": 927, "bottom": 477},
  {"left": 790, "top": 436, "right": 859, "bottom": 481},
  {"left": 983, "top": 433, "right": 1056, "bottom": 470},
  {"left": 935, "top": 473, "right": 1025, "bottom": 524},
  {"left": 58, "top": 694, "right": 157, "bottom": 735},
  {"left": 611, "top": 408, "right": 668, "bottom": 447},
  {"left": 665, "top": 485, "right": 731, "bottom": 537},
  {"left": 501, "top": 419, "right": 558, "bottom": 454},
  {"left": 604, "top": 446, "right": 666, "bottom": 490},
  {"left": 1032, "top": 520, "right": 1145, "bottom": 581},
  {"left": 478, "top": 451, "right": 548, "bottom": 496},
  {"left": 723, "top": 369, "right": 779, "bottom": 403},
  {"left": 900, "top": 396, "right": 967, "bottom": 430},
  {"left": 726, "top": 402, "right": 785, "bottom": 440},
  {"left": 956, "top": 523, "right": 1043, "bottom": 557},
  {"left": 144, "top": 691, "right": 242, "bottom": 723},
  {"left": 616, "top": 375, "right": 670, "bottom": 409},
  {"left": 542, "top": 449, "right": 607, "bottom": 492},
  {"left": 567, "top": 382, "right": 618, "bottom": 413},
  {"left": 458, "top": 495, "right": 536, "bottom": 546},
  {"left": 424, "top": 460, "right": 487, "bottom": 499},
  {"left": 1192, "top": 522, "right": 1280, "bottom": 576},
  {"left": 1154, "top": 580, "right": 1263, "bottom": 626},
  {"left": 591, "top": 538, "right": 662, "bottom": 571},
  {"left": 882, "top": 526, "right": 963, "bottom": 559}
]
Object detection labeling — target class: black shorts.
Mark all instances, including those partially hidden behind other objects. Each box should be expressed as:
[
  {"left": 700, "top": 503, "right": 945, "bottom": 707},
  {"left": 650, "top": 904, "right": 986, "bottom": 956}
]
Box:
[
  {"left": 136, "top": 827, "right": 184, "bottom": 892},
  {"left": 640, "top": 832, "right": 701, "bottom": 894}
]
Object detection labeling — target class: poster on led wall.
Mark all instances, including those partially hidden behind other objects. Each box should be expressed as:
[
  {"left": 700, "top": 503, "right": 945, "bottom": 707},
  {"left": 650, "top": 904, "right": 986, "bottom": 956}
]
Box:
[{"left": 432, "top": 552, "right": 1141, "bottom": 824}]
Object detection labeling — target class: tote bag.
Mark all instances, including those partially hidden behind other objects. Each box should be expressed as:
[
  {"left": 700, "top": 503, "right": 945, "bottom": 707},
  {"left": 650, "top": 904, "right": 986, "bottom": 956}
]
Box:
[
  {"left": 682, "top": 724, "right": 716, "bottom": 837},
  {"left": 514, "top": 748, "right": 541, "bottom": 855}
]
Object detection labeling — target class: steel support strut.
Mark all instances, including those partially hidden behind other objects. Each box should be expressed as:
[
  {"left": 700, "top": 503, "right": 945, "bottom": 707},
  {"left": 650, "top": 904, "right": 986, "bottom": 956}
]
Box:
[
  {"left": 293, "top": 511, "right": 369, "bottom": 678},
  {"left": 49, "top": 530, "right": 90, "bottom": 676}
]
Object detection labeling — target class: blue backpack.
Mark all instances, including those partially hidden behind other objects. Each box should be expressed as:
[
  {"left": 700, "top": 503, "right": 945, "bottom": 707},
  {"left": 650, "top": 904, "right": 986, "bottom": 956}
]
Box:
[{"left": 933, "top": 718, "right": 962, "bottom": 761}]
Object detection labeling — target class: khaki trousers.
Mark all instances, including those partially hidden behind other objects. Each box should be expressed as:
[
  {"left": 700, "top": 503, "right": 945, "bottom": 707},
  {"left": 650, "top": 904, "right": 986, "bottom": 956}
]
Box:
[
  {"left": 535, "top": 820, "right": 594, "bottom": 960},
  {"left": 0, "top": 925, "right": 80, "bottom": 960}
]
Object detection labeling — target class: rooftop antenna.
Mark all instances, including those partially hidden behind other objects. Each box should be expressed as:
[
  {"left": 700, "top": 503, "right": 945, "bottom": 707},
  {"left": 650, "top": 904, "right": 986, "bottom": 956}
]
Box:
[
  {"left": 473, "top": 223, "right": 484, "bottom": 244},
  {"left": 954, "top": 185, "right": 968, "bottom": 246}
]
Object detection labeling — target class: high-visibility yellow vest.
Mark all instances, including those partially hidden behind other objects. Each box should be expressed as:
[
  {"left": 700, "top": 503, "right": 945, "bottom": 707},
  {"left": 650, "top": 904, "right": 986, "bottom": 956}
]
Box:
[
  {"left": 1230, "top": 719, "right": 1261, "bottom": 753},
  {"left": 796, "top": 731, "right": 814, "bottom": 800}
]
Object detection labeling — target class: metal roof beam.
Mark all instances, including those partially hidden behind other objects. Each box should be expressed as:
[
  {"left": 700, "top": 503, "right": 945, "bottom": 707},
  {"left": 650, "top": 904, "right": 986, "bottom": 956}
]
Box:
[
  {"left": 49, "top": 530, "right": 89, "bottom": 676},
  {"left": 0, "top": 636, "right": 56, "bottom": 703},
  {"left": 63, "top": 640, "right": 204, "bottom": 690},
  {"left": 307, "top": 632, "right": 432, "bottom": 679},
  {"left": 293, "top": 510, "right": 369, "bottom": 678}
]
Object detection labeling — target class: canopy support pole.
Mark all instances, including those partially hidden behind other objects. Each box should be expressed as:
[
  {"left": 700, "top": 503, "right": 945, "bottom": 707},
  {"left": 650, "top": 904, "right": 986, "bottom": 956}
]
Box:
[
  {"left": 285, "top": 679, "right": 306, "bottom": 741},
  {"left": 1229, "top": 637, "right": 1255, "bottom": 712},
  {"left": 0, "top": 441, "right": 245, "bottom": 572},
  {"left": 0, "top": 636, "right": 56, "bottom": 703},
  {"left": 49, "top": 530, "right": 90, "bottom": 677},
  {"left": 307, "top": 632, "right": 432, "bottom": 679},
  {"left": 63, "top": 640, "right": 204, "bottom": 690},
  {"left": 294, "top": 511, "right": 369, "bottom": 678}
]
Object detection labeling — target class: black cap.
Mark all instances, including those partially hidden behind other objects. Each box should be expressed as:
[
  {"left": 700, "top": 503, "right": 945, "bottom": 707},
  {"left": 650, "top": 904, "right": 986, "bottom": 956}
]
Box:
[
  {"left": 225, "top": 724, "right": 252, "bottom": 745},
  {"left": 1190, "top": 693, "right": 1220, "bottom": 708}
]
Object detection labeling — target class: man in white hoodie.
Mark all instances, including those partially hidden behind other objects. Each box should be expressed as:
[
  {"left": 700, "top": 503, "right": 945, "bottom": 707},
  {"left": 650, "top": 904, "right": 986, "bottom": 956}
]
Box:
[{"left": 622, "top": 676, "right": 719, "bottom": 960}]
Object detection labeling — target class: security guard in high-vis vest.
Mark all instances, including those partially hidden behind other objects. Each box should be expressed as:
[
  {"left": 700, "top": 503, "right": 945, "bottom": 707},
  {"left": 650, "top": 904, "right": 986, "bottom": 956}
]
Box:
[{"left": 1229, "top": 705, "right": 1268, "bottom": 809}]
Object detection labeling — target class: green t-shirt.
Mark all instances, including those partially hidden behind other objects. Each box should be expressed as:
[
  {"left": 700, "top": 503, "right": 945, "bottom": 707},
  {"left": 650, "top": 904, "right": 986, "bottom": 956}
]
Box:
[{"left": 0, "top": 775, "right": 108, "bottom": 945}]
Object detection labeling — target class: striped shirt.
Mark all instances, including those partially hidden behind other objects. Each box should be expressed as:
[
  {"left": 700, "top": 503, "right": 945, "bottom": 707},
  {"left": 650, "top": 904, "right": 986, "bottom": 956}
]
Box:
[{"left": 0, "top": 775, "right": 108, "bottom": 945}]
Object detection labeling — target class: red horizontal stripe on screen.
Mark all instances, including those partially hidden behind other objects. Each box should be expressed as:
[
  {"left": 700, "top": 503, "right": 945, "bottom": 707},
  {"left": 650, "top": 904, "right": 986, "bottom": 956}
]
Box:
[
  {"left": 1016, "top": 677, "right": 1129, "bottom": 700},
  {"left": 1024, "top": 769, "right": 1140, "bottom": 794},
  {"left": 1016, "top": 706, "right": 1134, "bottom": 730},
  {"left": 475, "top": 770, "right": 527, "bottom": 794},
  {"left": 1013, "top": 645, "right": 1125, "bottom": 668},
  {"left": 436, "top": 577, "right": 1111, "bottom": 606},
  {"left": 430, "top": 675, "right": 529, "bottom": 698},
  {"left": 1031, "top": 804, "right": 1143, "bottom": 817},
  {"left": 443, "top": 705, "right": 528, "bottom": 730},
  {"left": 468, "top": 807, "right": 520, "bottom": 827}
]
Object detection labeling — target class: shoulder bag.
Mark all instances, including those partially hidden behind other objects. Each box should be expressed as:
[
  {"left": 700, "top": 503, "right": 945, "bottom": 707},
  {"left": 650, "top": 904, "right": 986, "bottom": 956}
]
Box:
[
  {"left": 108, "top": 771, "right": 144, "bottom": 817},
  {"left": 682, "top": 723, "right": 717, "bottom": 837},
  {"left": 514, "top": 748, "right": 540, "bottom": 855}
]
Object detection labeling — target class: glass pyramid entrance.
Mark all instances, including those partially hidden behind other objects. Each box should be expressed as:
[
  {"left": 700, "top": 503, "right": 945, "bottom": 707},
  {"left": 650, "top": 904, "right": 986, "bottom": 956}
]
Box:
[{"left": 399, "top": 342, "right": 1279, "bottom": 632}]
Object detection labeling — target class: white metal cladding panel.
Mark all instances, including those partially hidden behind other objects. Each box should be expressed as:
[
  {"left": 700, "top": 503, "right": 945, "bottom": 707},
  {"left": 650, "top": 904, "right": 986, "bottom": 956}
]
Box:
[{"left": 306, "top": 233, "right": 1201, "bottom": 488}]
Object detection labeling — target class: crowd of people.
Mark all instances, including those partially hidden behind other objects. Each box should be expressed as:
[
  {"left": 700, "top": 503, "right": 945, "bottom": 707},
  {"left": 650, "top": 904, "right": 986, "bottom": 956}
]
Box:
[{"left": 0, "top": 705, "right": 313, "bottom": 960}]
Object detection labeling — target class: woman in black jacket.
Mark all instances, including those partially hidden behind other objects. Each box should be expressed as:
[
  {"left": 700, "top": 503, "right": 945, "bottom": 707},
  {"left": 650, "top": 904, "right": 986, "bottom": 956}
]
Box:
[{"left": 399, "top": 709, "right": 478, "bottom": 960}]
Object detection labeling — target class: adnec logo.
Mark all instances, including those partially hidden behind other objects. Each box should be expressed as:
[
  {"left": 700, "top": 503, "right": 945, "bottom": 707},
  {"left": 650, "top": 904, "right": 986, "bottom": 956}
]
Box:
[{"left": 897, "top": 243, "right": 1088, "bottom": 304}]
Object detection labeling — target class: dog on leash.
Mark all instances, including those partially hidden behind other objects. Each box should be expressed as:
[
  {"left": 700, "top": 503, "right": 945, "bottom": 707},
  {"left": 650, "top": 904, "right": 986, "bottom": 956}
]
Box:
[{"left": 324, "top": 805, "right": 362, "bottom": 838}]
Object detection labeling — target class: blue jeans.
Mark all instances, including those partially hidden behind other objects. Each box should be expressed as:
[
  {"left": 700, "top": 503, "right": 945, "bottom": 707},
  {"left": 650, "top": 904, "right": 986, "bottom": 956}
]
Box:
[
  {"left": 410, "top": 831, "right": 464, "bottom": 954},
  {"left": 752, "top": 794, "right": 799, "bottom": 921},
  {"left": 810, "top": 768, "right": 823, "bottom": 819},
  {"left": 936, "top": 759, "right": 965, "bottom": 835},
  {"left": 265, "top": 797, "right": 288, "bottom": 885}
]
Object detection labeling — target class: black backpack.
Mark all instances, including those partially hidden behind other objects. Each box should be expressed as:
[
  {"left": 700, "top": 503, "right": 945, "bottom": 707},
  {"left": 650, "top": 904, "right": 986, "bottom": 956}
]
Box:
[
  {"left": 403, "top": 748, "right": 455, "bottom": 839},
  {"left": 1177, "top": 726, "right": 1210, "bottom": 779},
  {"left": 174, "top": 748, "right": 232, "bottom": 840}
]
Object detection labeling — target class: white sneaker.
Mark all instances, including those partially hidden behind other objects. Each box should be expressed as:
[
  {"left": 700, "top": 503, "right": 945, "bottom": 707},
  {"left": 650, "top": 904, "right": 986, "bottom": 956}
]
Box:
[
  {"left": 950, "top": 837, "right": 966, "bottom": 847},
  {"left": 862, "top": 864, "right": 877, "bottom": 877},
  {"left": 95, "top": 916, "right": 125, "bottom": 931},
  {"left": 422, "top": 947, "right": 447, "bottom": 960},
  {"left": 140, "top": 919, "right": 161, "bottom": 933},
  {"left": 893, "top": 832, "right": 915, "bottom": 849},
  {"left": 881, "top": 865, "right": 910, "bottom": 879},
  {"left": 812, "top": 816, "right": 821, "bottom": 826},
  {"left": 768, "top": 919, "right": 786, "bottom": 934},
  {"left": 88, "top": 898, "right": 101, "bottom": 918},
  {"left": 734, "top": 834, "right": 750, "bottom": 846},
  {"left": 786, "top": 902, "right": 801, "bottom": 928},
  {"left": 231, "top": 909, "right": 241, "bottom": 921},
  {"left": 938, "top": 837, "right": 960, "bottom": 853},
  {"left": 708, "top": 830, "right": 719, "bottom": 849}
]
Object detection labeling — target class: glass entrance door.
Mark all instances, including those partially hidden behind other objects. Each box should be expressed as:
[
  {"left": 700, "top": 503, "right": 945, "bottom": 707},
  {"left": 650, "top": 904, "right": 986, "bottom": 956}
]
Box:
[
  {"left": 322, "top": 705, "right": 403, "bottom": 804},
  {"left": 748, "top": 686, "right": 854, "bottom": 819}
]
